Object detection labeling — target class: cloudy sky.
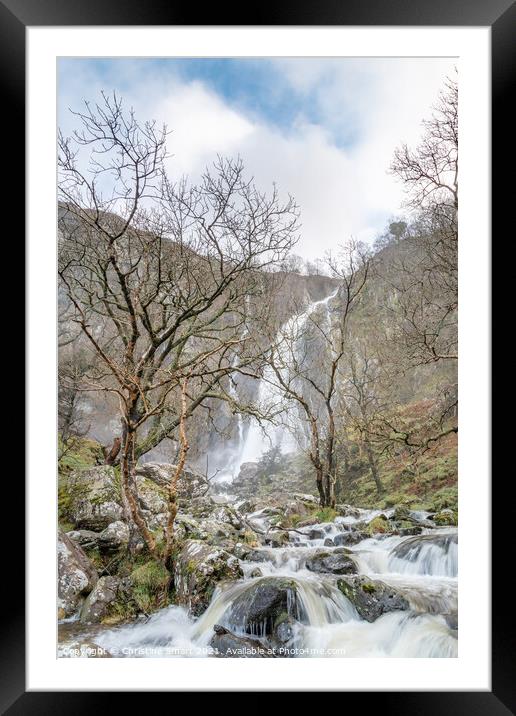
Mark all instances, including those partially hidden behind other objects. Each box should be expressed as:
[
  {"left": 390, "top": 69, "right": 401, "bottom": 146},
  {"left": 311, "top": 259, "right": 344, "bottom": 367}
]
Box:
[{"left": 58, "top": 57, "right": 455, "bottom": 260}]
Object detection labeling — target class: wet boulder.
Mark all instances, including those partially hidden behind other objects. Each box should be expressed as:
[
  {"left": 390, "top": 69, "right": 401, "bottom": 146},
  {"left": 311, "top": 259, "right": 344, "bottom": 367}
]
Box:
[
  {"left": 308, "top": 527, "right": 327, "bottom": 540},
  {"left": 80, "top": 576, "right": 120, "bottom": 624},
  {"left": 333, "top": 531, "right": 369, "bottom": 546},
  {"left": 222, "top": 577, "right": 304, "bottom": 636},
  {"left": 444, "top": 612, "right": 458, "bottom": 630},
  {"left": 210, "top": 625, "right": 275, "bottom": 658},
  {"left": 58, "top": 530, "right": 98, "bottom": 619},
  {"left": 174, "top": 540, "right": 243, "bottom": 616},
  {"left": 295, "top": 516, "right": 319, "bottom": 528},
  {"left": 265, "top": 530, "right": 290, "bottom": 548},
  {"left": 397, "top": 525, "right": 423, "bottom": 537},
  {"left": 389, "top": 533, "right": 458, "bottom": 577},
  {"left": 335, "top": 504, "right": 361, "bottom": 519},
  {"left": 305, "top": 548, "right": 357, "bottom": 576},
  {"left": 61, "top": 466, "right": 123, "bottom": 530},
  {"left": 337, "top": 576, "right": 409, "bottom": 622},
  {"left": 244, "top": 548, "right": 274, "bottom": 563},
  {"left": 274, "top": 614, "right": 298, "bottom": 644},
  {"left": 391, "top": 532, "right": 457, "bottom": 559}
]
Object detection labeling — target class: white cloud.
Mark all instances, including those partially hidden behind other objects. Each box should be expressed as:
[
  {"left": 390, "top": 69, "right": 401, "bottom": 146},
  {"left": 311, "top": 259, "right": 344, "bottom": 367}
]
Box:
[{"left": 58, "top": 58, "right": 456, "bottom": 260}]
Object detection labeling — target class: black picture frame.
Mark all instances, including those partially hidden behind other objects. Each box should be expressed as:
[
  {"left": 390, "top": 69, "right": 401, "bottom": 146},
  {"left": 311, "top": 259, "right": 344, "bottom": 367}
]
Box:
[{"left": 6, "top": 0, "right": 512, "bottom": 710}]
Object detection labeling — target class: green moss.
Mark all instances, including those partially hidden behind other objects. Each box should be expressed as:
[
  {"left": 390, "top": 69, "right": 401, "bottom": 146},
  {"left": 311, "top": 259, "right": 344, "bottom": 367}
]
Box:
[
  {"left": 433, "top": 509, "right": 458, "bottom": 526},
  {"left": 243, "top": 529, "right": 259, "bottom": 546},
  {"left": 367, "top": 515, "right": 393, "bottom": 535},
  {"left": 340, "top": 437, "right": 457, "bottom": 511},
  {"left": 273, "top": 610, "right": 290, "bottom": 628},
  {"left": 130, "top": 560, "right": 171, "bottom": 613},
  {"left": 361, "top": 583, "right": 376, "bottom": 594},
  {"left": 313, "top": 507, "right": 338, "bottom": 523},
  {"left": 431, "top": 486, "right": 458, "bottom": 511},
  {"left": 337, "top": 580, "right": 353, "bottom": 600},
  {"left": 58, "top": 435, "right": 103, "bottom": 477}
]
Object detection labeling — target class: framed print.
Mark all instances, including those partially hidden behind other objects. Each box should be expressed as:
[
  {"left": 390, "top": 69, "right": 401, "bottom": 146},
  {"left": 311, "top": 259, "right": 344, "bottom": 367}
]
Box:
[{"left": 5, "top": 0, "right": 512, "bottom": 708}]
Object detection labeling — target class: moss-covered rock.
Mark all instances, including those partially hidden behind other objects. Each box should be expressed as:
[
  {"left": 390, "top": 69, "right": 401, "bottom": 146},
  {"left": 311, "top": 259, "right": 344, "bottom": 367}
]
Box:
[
  {"left": 134, "top": 462, "right": 209, "bottom": 499},
  {"left": 432, "top": 509, "right": 458, "bottom": 526},
  {"left": 367, "top": 514, "right": 394, "bottom": 535},
  {"left": 221, "top": 577, "right": 304, "bottom": 636},
  {"left": 60, "top": 466, "right": 123, "bottom": 530},
  {"left": 337, "top": 576, "right": 409, "bottom": 622},
  {"left": 393, "top": 504, "right": 411, "bottom": 522},
  {"left": 305, "top": 548, "right": 357, "bottom": 575},
  {"left": 174, "top": 540, "right": 243, "bottom": 616}
]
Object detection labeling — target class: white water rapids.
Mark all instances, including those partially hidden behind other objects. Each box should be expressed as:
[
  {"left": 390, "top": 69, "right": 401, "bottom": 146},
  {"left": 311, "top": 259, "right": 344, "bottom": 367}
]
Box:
[{"left": 60, "top": 510, "right": 458, "bottom": 658}]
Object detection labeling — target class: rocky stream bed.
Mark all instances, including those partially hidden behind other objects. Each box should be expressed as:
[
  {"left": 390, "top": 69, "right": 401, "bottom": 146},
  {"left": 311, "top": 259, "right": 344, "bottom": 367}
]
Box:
[{"left": 58, "top": 464, "right": 458, "bottom": 659}]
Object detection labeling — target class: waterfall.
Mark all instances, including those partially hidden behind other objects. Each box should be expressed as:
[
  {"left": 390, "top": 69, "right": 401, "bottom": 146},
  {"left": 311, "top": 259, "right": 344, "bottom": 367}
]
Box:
[{"left": 236, "top": 289, "right": 339, "bottom": 469}]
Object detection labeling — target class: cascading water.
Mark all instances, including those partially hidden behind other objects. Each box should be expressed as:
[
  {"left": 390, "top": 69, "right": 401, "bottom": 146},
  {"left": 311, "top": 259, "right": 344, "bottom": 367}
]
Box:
[
  {"left": 237, "top": 289, "right": 339, "bottom": 468},
  {"left": 60, "top": 509, "right": 458, "bottom": 658}
]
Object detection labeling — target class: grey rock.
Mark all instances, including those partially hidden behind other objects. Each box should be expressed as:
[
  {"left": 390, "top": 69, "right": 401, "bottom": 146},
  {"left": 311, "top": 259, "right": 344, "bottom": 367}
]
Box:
[
  {"left": 305, "top": 549, "right": 357, "bottom": 575},
  {"left": 221, "top": 577, "right": 304, "bottom": 636},
  {"left": 210, "top": 625, "right": 275, "bottom": 658},
  {"left": 134, "top": 462, "right": 209, "bottom": 499},
  {"left": 98, "top": 521, "right": 130, "bottom": 550},
  {"left": 62, "top": 466, "right": 123, "bottom": 530},
  {"left": 444, "top": 613, "right": 458, "bottom": 630},
  {"left": 333, "top": 531, "right": 369, "bottom": 546},
  {"left": 174, "top": 540, "right": 243, "bottom": 616},
  {"left": 337, "top": 576, "right": 409, "bottom": 622},
  {"left": 80, "top": 576, "right": 120, "bottom": 624},
  {"left": 58, "top": 530, "right": 98, "bottom": 618},
  {"left": 66, "top": 529, "right": 101, "bottom": 547}
]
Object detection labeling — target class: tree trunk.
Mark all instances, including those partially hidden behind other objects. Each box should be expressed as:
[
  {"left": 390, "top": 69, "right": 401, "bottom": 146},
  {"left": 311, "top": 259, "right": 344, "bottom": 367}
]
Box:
[
  {"left": 103, "top": 436, "right": 121, "bottom": 465},
  {"left": 121, "top": 427, "right": 156, "bottom": 554},
  {"left": 163, "top": 378, "right": 190, "bottom": 567},
  {"left": 324, "top": 407, "right": 337, "bottom": 508},
  {"left": 315, "top": 465, "right": 327, "bottom": 506},
  {"left": 365, "top": 441, "right": 383, "bottom": 495}
]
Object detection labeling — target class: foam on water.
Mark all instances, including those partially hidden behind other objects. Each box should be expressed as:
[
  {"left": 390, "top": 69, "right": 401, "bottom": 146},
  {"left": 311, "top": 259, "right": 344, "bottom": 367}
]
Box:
[{"left": 82, "top": 525, "right": 458, "bottom": 659}]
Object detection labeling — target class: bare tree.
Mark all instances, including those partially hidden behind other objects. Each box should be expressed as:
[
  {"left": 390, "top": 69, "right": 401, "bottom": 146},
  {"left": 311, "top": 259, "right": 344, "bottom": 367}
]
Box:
[
  {"left": 390, "top": 73, "right": 458, "bottom": 214},
  {"left": 58, "top": 346, "right": 91, "bottom": 449},
  {"left": 58, "top": 93, "right": 299, "bottom": 553},
  {"left": 340, "top": 342, "right": 389, "bottom": 495},
  {"left": 387, "top": 74, "right": 458, "bottom": 369}
]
